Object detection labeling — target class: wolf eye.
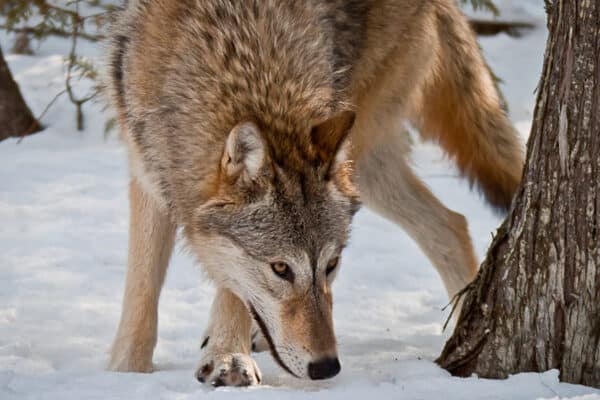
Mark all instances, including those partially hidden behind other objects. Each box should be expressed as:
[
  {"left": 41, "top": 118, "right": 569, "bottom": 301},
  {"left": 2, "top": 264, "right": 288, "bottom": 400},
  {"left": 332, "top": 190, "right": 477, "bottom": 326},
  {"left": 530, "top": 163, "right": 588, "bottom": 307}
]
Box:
[
  {"left": 271, "top": 262, "right": 294, "bottom": 283},
  {"left": 326, "top": 257, "right": 340, "bottom": 275}
]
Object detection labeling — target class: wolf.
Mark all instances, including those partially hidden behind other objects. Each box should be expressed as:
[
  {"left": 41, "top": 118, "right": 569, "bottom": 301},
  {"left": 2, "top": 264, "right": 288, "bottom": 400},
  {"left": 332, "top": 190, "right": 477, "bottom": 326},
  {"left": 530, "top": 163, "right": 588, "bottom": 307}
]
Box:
[{"left": 106, "top": 0, "right": 524, "bottom": 386}]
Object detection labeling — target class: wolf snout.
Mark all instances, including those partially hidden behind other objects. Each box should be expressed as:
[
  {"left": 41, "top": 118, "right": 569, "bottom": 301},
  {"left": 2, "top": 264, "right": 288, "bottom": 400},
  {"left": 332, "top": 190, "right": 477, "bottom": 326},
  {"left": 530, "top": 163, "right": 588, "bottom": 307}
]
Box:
[{"left": 307, "top": 357, "right": 341, "bottom": 380}]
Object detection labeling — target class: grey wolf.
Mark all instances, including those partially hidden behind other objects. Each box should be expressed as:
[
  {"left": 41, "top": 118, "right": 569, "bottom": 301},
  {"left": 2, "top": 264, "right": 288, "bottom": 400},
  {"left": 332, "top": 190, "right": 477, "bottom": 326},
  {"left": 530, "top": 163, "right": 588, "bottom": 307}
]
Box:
[{"left": 105, "top": 0, "right": 524, "bottom": 386}]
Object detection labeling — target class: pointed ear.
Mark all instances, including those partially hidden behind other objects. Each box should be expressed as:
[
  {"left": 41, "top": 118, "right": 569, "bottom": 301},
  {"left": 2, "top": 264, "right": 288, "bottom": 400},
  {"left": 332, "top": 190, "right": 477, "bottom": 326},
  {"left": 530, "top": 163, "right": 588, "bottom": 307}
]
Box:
[
  {"left": 311, "top": 111, "right": 356, "bottom": 165},
  {"left": 222, "top": 121, "right": 266, "bottom": 182},
  {"left": 313, "top": 113, "right": 360, "bottom": 201}
]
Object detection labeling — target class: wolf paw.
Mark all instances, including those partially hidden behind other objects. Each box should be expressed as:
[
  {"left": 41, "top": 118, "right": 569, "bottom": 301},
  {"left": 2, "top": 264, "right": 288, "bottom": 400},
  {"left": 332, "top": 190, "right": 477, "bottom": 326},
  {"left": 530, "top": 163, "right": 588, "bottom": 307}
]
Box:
[{"left": 195, "top": 352, "right": 262, "bottom": 387}]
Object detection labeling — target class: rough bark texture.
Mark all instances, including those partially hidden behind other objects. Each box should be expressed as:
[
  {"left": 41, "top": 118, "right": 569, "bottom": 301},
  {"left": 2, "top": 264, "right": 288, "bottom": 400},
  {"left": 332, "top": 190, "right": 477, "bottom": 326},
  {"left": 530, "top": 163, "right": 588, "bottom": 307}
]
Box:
[
  {"left": 437, "top": 1, "right": 600, "bottom": 388},
  {"left": 0, "top": 45, "right": 40, "bottom": 141}
]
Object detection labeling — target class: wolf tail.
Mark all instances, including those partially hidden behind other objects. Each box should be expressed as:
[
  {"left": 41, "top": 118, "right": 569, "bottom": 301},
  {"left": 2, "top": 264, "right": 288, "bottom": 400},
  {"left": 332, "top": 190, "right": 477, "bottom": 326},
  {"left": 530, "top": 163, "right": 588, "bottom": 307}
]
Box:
[{"left": 413, "top": 4, "right": 525, "bottom": 213}]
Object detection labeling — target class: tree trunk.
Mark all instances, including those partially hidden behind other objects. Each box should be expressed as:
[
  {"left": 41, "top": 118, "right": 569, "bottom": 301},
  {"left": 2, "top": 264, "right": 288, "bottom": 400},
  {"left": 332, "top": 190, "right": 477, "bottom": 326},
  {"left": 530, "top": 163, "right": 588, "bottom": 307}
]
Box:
[
  {"left": 0, "top": 45, "right": 41, "bottom": 141},
  {"left": 437, "top": 1, "right": 600, "bottom": 388}
]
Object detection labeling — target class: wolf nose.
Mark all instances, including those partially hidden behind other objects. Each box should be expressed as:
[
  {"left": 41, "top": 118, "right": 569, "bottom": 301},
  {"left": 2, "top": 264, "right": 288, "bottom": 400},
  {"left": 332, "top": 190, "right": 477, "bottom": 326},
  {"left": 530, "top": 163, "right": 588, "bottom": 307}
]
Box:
[{"left": 308, "top": 357, "right": 341, "bottom": 380}]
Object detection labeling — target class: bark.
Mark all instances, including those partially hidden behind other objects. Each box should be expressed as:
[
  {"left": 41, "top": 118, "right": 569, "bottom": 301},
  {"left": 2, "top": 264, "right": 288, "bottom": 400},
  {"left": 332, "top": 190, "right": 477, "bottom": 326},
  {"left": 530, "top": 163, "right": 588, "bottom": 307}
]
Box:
[
  {"left": 0, "top": 45, "right": 41, "bottom": 141},
  {"left": 437, "top": 1, "right": 600, "bottom": 388}
]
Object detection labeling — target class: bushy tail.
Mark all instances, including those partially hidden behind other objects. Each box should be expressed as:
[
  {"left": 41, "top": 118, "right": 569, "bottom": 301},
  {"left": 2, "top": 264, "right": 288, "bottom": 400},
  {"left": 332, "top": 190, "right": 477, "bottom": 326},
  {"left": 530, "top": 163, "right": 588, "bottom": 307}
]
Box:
[{"left": 413, "top": 3, "right": 525, "bottom": 212}]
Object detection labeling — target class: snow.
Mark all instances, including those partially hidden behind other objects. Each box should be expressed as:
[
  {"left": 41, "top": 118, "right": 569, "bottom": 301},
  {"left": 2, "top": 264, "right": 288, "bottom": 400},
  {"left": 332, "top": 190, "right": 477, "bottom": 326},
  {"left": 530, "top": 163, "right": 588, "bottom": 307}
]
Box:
[{"left": 1, "top": 1, "right": 599, "bottom": 399}]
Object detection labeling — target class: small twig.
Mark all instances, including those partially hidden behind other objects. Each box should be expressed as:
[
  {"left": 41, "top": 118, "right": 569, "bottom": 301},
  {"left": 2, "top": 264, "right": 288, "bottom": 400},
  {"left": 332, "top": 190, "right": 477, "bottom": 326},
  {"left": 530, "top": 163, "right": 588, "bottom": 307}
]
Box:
[
  {"left": 16, "top": 119, "right": 42, "bottom": 144},
  {"left": 64, "top": 1, "right": 98, "bottom": 131},
  {"left": 39, "top": 88, "right": 68, "bottom": 120},
  {"left": 441, "top": 280, "right": 477, "bottom": 332},
  {"left": 16, "top": 88, "right": 68, "bottom": 143},
  {"left": 80, "top": 10, "right": 113, "bottom": 21},
  {"left": 43, "top": 2, "right": 80, "bottom": 19},
  {"left": 1, "top": 25, "right": 104, "bottom": 42}
]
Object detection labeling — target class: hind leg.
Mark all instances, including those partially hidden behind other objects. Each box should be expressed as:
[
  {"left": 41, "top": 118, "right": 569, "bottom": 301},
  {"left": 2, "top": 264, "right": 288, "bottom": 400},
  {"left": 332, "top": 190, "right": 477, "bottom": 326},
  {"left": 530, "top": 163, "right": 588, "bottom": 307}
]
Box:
[{"left": 355, "top": 133, "right": 478, "bottom": 300}]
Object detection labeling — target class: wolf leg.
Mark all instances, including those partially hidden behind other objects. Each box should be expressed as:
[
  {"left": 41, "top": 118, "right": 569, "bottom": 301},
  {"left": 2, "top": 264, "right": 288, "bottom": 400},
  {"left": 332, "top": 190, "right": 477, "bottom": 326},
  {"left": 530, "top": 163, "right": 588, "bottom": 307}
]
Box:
[
  {"left": 356, "top": 135, "right": 478, "bottom": 302},
  {"left": 196, "top": 288, "right": 261, "bottom": 386},
  {"left": 108, "top": 178, "right": 176, "bottom": 373}
]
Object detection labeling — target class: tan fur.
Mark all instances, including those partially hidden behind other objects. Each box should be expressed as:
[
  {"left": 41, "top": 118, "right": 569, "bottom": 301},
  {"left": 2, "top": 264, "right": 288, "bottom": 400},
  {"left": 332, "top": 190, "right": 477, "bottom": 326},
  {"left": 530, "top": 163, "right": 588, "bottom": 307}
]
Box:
[
  {"left": 109, "top": 179, "right": 176, "bottom": 372},
  {"left": 412, "top": 2, "right": 524, "bottom": 210},
  {"left": 280, "top": 288, "right": 336, "bottom": 359},
  {"left": 355, "top": 131, "right": 478, "bottom": 298},
  {"left": 106, "top": 0, "right": 524, "bottom": 384},
  {"left": 196, "top": 288, "right": 261, "bottom": 386}
]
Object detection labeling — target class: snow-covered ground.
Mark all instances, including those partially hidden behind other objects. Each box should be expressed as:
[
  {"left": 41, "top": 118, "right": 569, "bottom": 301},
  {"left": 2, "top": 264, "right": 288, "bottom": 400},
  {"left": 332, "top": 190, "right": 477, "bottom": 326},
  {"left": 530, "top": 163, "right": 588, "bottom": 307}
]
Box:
[{"left": 2, "top": 1, "right": 599, "bottom": 399}]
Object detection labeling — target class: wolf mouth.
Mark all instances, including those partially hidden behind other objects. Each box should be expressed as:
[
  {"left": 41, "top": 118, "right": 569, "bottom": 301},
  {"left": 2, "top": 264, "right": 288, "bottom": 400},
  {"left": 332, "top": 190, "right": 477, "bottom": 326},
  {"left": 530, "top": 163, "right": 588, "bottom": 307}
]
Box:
[{"left": 248, "top": 303, "right": 299, "bottom": 378}]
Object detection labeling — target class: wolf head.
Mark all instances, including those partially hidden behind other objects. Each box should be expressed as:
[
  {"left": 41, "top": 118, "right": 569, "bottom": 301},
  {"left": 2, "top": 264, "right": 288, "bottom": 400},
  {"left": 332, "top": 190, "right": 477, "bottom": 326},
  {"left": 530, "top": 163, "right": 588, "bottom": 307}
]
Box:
[{"left": 188, "top": 111, "right": 359, "bottom": 379}]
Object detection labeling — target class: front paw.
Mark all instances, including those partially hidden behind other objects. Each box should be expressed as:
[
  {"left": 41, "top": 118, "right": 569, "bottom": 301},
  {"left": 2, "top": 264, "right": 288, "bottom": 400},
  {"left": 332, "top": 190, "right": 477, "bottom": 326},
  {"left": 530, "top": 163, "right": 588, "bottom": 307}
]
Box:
[{"left": 195, "top": 352, "right": 262, "bottom": 387}]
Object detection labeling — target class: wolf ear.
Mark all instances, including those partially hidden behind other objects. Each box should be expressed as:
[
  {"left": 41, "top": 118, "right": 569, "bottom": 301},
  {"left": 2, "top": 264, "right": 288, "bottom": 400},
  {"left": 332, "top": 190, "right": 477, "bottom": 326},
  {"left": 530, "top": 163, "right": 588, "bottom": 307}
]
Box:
[
  {"left": 311, "top": 111, "right": 356, "bottom": 169},
  {"left": 222, "top": 121, "right": 266, "bottom": 182}
]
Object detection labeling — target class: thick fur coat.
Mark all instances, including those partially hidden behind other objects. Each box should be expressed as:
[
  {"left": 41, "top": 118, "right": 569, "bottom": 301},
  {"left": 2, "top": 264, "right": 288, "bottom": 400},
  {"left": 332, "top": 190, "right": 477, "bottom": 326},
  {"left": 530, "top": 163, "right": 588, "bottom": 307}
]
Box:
[{"left": 106, "top": 0, "right": 524, "bottom": 386}]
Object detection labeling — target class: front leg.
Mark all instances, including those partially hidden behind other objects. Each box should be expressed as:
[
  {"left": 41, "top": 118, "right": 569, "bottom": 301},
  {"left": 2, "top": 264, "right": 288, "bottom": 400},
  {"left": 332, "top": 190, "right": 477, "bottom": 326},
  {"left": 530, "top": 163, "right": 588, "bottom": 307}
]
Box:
[
  {"left": 196, "top": 288, "right": 262, "bottom": 387},
  {"left": 108, "top": 179, "right": 176, "bottom": 372}
]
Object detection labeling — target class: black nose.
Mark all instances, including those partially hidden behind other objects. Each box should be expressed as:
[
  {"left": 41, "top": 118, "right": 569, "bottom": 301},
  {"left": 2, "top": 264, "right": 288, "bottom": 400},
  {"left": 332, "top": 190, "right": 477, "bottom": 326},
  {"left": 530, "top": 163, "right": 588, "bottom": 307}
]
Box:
[{"left": 308, "top": 357, "right": 341, "bottom": 380}]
